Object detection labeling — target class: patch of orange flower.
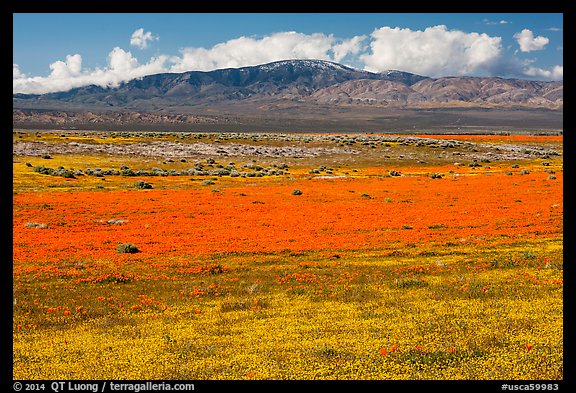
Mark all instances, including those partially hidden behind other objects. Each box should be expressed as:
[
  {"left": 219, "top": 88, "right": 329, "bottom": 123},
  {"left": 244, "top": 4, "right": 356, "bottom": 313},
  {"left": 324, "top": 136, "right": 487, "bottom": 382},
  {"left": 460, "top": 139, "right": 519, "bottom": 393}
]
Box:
[
  {"left": 410, "top": 134, "right": 562, "bottom": 143},
  {"left": 13, "top": 170, "right": 562, "bottom": 279}
]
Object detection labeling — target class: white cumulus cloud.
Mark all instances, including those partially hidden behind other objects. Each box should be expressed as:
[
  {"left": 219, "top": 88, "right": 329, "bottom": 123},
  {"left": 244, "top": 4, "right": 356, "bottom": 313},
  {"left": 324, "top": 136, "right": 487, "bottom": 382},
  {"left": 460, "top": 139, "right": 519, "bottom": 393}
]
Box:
[
  {"left": 13, "top": 64, "right": 25, "bottom": 79},
  {"left": 514, "top": 29, "right": 549, "bottom": 52},
  {"left": 361, "top": 25, "right": 503, "bottom": 77},
  {"left": 332, "top": 35, "right": 367, "bottom": 62},
  {"left": 169, "top": 31, "right": 347, "bottom": 73},
  {"left": 13, "top": 48, "right": 169, "bottom": 94},
  {"left": 130, "top": 28, "right": 159, "bottom": 50},
  {"left": 48, "top": 54, "right": 83, "bottom": 78},
  {"left": 524, "top": 65, "right": 563, "bottom": 80}
]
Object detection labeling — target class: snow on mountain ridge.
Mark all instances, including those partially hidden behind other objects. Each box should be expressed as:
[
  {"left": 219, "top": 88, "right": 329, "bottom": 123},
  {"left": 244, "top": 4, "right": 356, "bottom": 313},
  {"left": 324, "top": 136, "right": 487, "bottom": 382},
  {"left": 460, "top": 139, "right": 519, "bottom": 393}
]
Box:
[{"left": 257, "top": 59, "right": 356, "bottom": 72}]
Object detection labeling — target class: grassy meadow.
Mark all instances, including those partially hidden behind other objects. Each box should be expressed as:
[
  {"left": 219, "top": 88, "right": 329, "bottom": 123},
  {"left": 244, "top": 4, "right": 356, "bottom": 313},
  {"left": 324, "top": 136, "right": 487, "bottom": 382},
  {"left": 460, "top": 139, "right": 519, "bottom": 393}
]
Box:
[{"left": 12, "top": 130, "right": 563, "bottom": 380}]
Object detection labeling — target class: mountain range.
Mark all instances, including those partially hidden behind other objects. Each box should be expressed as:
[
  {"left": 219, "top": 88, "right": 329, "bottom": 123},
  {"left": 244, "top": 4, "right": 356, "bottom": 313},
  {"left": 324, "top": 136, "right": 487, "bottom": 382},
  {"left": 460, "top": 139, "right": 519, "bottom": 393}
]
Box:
[{"left": 13, "top": 59, "right": 563, "bottom": 132}]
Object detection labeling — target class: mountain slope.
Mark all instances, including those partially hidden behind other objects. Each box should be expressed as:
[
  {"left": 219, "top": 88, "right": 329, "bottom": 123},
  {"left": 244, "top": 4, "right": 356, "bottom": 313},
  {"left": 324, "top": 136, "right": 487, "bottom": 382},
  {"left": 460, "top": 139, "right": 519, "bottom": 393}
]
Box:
[
  {"left": 410, "top": 77, "right": 563, "bottom": 107},
  {"left": 13, "top": 59, "right": 562, "bottom": 113}
]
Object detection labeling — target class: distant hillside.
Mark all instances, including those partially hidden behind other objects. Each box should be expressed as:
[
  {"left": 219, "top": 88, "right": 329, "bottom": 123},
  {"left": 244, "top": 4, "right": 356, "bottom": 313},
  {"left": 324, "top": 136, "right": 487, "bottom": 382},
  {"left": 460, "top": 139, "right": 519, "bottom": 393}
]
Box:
[
  {"left": 14, "top": 59, "right": 562, "bottom": 111},
  {"left": 13, "top": 59, "right": 562, "bottom": 132}
]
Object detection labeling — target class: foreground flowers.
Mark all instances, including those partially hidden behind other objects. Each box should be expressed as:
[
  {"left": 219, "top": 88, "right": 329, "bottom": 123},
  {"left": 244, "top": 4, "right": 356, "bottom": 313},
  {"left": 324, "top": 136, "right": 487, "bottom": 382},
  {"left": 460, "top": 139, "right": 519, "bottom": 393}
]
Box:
[{"left": 13, "top": 133, "right": 563, "bottom": 380}]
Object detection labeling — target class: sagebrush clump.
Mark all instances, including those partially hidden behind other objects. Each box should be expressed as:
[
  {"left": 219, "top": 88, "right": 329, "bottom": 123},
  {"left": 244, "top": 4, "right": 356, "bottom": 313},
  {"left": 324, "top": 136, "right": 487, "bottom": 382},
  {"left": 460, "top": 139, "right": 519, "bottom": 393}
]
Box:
[
  {"left": 134, "top": 181, "right": 153, "bottom": 189},
  {"left": 116, "top": 243, "right": 139, "bottom": 254}
]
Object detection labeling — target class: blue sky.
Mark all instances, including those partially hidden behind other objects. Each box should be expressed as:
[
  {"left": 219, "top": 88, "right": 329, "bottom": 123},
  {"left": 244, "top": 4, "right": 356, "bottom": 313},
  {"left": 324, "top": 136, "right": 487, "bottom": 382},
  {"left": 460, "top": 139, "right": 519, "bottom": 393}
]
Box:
[{"left": 13, "top": 13, "right": 563, "bottom": 94}]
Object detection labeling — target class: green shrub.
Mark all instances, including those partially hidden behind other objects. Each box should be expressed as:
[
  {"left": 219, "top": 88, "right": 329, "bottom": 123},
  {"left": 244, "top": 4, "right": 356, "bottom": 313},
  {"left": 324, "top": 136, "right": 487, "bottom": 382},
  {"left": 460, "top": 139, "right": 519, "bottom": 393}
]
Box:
[
  {"left": 55, "top": 169, "right": 76, "bottom": 179},
  {"left": 134, "top": 181, "right": 153, "bottom": 189},
  {"left": 116, "top": 243, "right": 139, "bottom": 254},
  {"left": 394, "top": 278, "right": 429, "bottom": 289},
  {"left": 33, "top": 166, "right": 54, "bottom": 175}
]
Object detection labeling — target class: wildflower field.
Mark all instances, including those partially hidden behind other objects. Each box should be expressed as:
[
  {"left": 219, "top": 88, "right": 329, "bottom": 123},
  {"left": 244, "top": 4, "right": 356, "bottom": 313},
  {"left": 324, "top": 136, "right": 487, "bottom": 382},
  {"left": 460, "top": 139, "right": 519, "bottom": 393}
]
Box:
[{"left": 13, "top": 130, "right": 563, "bottom": 380}]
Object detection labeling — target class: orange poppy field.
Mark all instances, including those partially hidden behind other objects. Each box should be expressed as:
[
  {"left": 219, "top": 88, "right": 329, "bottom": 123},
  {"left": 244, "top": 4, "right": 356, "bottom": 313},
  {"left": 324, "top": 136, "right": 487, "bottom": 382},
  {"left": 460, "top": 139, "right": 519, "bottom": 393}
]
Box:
[{"left": 13, "top": 131, "right": 563, "bottom": 380}]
